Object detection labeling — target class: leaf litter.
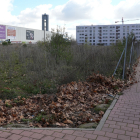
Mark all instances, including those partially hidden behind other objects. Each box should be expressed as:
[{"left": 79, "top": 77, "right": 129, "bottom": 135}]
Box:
[{"left": 0, "top": 64, "right": 137, "bottom": 128}]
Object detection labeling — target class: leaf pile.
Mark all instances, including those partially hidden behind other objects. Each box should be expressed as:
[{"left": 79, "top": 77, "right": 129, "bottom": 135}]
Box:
[{"left": 0, "top": 71, "right": 136, "bottom": 128}]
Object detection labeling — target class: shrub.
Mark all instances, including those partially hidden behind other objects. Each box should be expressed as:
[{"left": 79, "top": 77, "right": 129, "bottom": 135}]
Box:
[
  {"left": 8, "top": 41, "right": 11, "bottom": 44},
  {"left": 23, "top": 44, "right": 27, "bottom": 47},
  {"left": 45, "top": 26, "right": 73, "bottom": 64},
  {"left": 2, "top": 41, "right": 8, "bottom": 45},
  {"left": 22, "top": 42, "right": 27, "bottom": 47}
]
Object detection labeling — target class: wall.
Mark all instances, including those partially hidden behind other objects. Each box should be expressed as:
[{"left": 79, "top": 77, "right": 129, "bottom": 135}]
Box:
[{"left": 0, "top": 24, "right": 51, "bottom": 43}]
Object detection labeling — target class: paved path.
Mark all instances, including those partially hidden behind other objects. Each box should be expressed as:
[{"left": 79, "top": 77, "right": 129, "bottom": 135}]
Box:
[{"left": 1, "top": 62, "right": 140, "bottom": 140}]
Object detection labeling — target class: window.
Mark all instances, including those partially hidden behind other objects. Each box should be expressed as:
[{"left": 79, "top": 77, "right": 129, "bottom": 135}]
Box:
[
  {"left": 110, "top": 29, "right": 115, "bottom": 32},
  {"left": 116, "top": 26, "right": 120, "bottom": 29},
  {"left": 110, "top": 33, "right": 115, "bottom": 35},
  {"left": 123, "top": 26, "right": 125, "bottom": 32},
  {"left": 110, "top": 36, "right": 115, "bottom": 38},
  {"left": 103, "top": 26, "right": 108, "bottom": 29}
]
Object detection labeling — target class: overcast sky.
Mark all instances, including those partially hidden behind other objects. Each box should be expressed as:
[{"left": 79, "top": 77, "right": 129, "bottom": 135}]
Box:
[{"left": 0, "top": 0, "right": 140, "bottom": 39}]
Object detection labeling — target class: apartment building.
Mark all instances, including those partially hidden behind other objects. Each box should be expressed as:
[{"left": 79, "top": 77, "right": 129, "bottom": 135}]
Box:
[{"left": 76, "top": 24, "right": 140, "bottom": 46}]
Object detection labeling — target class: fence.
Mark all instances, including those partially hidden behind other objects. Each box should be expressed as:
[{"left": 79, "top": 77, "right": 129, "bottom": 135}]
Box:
[{"left": 113, "top": 36, "right": 140, "bottom": 79}]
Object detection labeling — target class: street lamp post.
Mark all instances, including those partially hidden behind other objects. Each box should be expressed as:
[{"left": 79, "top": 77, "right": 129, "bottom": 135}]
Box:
[{"left": 44, "top": 19, "right": 46, "bottom": 42}]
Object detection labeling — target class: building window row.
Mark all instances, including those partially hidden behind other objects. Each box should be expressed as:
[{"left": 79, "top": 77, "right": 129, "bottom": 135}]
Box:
[
  {"left": 103, "top": 33, "right": 108, "bottom": 35},
  {"left": 136, "top": 36, "right": 140, "bottom": 38}
]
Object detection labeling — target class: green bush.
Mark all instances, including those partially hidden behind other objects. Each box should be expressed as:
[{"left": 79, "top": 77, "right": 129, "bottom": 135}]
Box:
[
  {"left": 23, "top": 44, "right": 27, "bottom": 47},
  {"left": 8, "top": 41, "right": 11, "bottom": 44},
  {"left": 2, "top": 41, "right": 8, "bottom": 45}
]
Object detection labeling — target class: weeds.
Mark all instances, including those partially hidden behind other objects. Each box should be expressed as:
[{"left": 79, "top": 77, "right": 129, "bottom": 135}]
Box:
[
  {"left": 0, "top": 35, "right": 140, "bottom": 100},
  {"left": 118, "top": 92, "right": 124, "bottom": 95}
]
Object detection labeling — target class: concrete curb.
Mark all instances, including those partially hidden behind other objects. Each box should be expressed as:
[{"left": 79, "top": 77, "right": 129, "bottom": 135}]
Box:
[
  {"left": 95, "top": 95, "right": 119, "bottom": 131},
  {"left": 0, "top": 127, "right": 95, "bottom": 131}
]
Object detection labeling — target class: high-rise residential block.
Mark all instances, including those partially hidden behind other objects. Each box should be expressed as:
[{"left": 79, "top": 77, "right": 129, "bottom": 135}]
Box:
[{"left": 76, "top": 24, "right": 140, "bottom": 45}]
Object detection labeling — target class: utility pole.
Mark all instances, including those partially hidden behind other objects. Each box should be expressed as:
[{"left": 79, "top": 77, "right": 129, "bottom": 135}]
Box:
[{"left": 44, "top": 19, "right": 46, "bottom": 42}]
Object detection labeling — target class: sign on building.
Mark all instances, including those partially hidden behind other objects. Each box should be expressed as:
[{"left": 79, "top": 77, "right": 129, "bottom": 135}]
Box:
[
  {"left": 26, "top": 30, "right": 34, "bottom": 40},
  {"left": 7, "top": 26, "right": 16, "bottom": 39},
  {"left": 0, "top": 25, "right": 6, "bottom": 39}
]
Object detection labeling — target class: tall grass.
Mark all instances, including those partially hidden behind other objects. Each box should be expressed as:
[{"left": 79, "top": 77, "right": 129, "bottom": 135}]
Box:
[{"left": 0, "top": 41, "right": 140, "bottom": 99}]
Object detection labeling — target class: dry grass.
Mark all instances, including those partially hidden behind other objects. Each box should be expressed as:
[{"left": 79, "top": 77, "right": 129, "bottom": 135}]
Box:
[{"left": 0, "top": 42, "right": 139, "bottom": 99}]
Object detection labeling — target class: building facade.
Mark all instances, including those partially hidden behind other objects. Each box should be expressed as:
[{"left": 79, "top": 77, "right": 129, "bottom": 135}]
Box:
[
  {"left": 0, "top": 24, "right": 51, "bottom": 44},
  {"left": 76, "top": 24, "right": 140, "bottom": 46}
]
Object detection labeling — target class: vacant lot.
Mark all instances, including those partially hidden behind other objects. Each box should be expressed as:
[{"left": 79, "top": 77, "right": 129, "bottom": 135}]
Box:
[
  {"left": 0, "top": 42, "right": 139, "bottom": 99},
  {"left": 0, "top": 41, "right": 139, "bottom": 127}
]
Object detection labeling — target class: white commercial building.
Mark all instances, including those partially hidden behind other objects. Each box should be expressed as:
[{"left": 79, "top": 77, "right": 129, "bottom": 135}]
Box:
[
  {"left": 76, "top": 24, "right": 140, "bottom": 46},
  {"left": 0, "top": 24, "right": 51, "bottom": 44}
]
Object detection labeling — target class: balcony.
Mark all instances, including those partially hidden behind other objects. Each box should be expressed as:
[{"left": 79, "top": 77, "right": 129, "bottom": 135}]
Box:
[
  {"left": 116, "top": 26, "right": 120, "bottom": 29},
  {"left": 116, "top": 30, "right": 120, "bottom": 32}
]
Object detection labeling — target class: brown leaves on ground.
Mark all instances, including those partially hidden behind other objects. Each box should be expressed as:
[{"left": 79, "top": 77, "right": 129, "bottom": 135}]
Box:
[{"left": 0, "top": 71, "right": 136, "bottom": 128}]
